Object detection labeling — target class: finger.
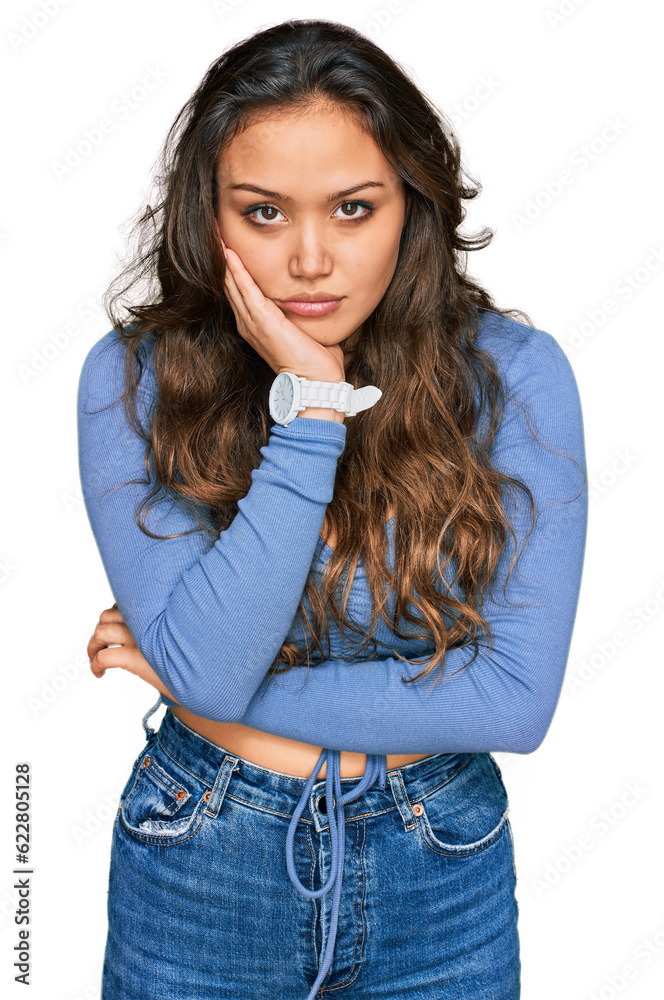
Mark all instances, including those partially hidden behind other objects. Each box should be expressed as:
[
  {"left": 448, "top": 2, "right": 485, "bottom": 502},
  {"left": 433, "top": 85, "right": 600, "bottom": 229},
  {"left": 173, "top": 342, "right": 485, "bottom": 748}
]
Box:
[
  {"left": 222, "top": 258, "right": 244, "bottom": 316},
  {"left": 89, "top": 648, "right": 115, "bottom": 678},
  {"left": 89, "top": 645, "right": 132, "bottom": 679},
  {"left": 98, "top": 606, "right": 125, "bottom": 625},
  {"left": 91, "top": 644, "right": 141, "bottom": 676},
  {"left": 222, "top": 247, "right": 297, "bottom": 368},
  {"left": 91, "top": 645, "right": 166, "bottom": 693},
  {"left": 223, "top": 247, "right": 272, "bottom": 326},
  {"left": 222, "top": 256, "right": 248, "bottom": 329},
  {"left": 223, "top": 267, "right": 260, "bottom": 351},
  {"left": 87, "top": 622, "right": 136, "bottom": 661},
  {"left": 88, "top": 622, "right": 136, "bottom": 658},
  {"left": 224, "top": 248, "right": 274, "bottom": 324}
]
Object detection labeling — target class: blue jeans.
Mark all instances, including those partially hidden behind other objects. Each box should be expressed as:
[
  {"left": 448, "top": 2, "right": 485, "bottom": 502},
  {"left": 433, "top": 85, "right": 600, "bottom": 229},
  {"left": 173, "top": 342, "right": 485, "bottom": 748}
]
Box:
[{"left": 101, "top": 698, "right": 520, "bottom": 999}]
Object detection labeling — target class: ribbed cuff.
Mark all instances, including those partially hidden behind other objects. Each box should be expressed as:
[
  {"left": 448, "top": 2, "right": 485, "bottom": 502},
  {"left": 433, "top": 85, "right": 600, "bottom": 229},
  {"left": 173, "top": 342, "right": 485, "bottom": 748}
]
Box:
[
  {"left": 256, "top": 416, "right": 347, "bottom": 505},
  {"left": 270, "top": 416, "right": 348, "bottom": 442}
]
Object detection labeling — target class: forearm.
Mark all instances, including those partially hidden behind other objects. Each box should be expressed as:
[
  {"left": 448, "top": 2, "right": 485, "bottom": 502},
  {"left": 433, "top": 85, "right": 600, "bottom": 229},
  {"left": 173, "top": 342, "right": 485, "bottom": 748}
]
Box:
[
  {"left": 236, "top": 325, "right": 588, "bottom": 756},
  {"left": 78, "top": 331, "right": 348, "bottom": 722},
  {"left": 237, "top": 515, "right": 586, "bottom": 756}
]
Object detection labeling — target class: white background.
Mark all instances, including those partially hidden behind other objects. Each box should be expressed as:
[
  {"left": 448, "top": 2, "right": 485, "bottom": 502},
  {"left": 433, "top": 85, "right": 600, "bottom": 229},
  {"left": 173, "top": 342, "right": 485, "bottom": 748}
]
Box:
[{"left": 2, "top": 1, "right": 662, "bottom": 998}]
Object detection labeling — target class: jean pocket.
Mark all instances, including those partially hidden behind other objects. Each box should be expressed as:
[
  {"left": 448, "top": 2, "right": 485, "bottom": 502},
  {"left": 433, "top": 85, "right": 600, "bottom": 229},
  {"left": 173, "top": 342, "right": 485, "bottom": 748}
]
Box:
[
  {"left": 118, "top": 739, "right": 210, "bottom": 846},
  {"left": 416, "top": 753, "right": 510, "bottom": 857}
]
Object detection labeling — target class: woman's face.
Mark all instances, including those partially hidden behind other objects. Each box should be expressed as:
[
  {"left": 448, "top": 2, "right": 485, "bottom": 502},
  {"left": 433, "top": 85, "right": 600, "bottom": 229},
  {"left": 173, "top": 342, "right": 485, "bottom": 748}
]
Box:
[{"left": 215, "top": 101, "right": 409, "bottom": 359}]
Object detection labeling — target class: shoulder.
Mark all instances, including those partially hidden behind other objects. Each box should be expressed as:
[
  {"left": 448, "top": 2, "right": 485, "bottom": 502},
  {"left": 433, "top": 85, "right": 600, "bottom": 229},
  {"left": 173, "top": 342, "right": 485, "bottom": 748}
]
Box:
[
  {"left": 475, "top": 308, "right": 580, "bottom": 403},
  {"left": 77, "top": 328, "right": 157, "bottom": 410}
]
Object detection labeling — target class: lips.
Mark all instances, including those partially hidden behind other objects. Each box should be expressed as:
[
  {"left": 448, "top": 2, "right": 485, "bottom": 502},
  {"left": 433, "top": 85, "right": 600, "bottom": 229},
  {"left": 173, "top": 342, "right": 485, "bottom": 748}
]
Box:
[{"left": 275, "top": 298, "right": 343, "bottom": 317}]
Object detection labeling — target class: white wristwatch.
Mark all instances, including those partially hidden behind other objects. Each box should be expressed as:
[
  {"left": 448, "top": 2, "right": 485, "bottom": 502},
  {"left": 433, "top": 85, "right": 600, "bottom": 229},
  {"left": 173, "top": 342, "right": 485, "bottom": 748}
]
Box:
[{"left": 269, "top": 372, "right": 382, "bottom": 427}]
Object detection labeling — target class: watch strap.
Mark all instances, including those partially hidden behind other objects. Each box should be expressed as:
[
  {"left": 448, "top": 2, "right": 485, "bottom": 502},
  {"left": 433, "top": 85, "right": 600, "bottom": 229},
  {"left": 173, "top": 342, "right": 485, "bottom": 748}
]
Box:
[
  {"left": 299, "top": 379, "right": 352, "bottom": 411},
  {"left": 345, "top": 384, "right": 382, "bottom": 417},
  {"left": 299, "top": 378, "right": 382, "bottom": 416}
]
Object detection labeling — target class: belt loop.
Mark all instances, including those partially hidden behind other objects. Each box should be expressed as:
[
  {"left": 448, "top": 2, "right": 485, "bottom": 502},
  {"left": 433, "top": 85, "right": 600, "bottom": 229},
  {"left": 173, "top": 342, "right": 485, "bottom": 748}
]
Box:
[
  {"left": 387, "top": 769, "right": 418, "bottom": 831},
  {"left": 204, "top": 755, "right": 240, "bottom": 819},
  {"left": 141, "top": 694, "right": 163, "bottom": 741}
]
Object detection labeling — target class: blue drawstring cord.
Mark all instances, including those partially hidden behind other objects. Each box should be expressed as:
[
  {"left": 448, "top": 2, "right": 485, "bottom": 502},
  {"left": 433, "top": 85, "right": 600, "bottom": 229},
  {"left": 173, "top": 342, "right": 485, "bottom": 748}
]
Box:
[
  {"left": 146, "top": 695, "right": 389, "bottom": 999},
  {"left": 285, "top": 749, "right": 388, "bottom": 999}
]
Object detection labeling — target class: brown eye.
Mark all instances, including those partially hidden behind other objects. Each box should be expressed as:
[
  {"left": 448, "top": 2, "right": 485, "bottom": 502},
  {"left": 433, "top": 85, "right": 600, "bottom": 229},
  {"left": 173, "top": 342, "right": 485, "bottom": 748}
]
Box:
[
  {"left": 335, "top": 201, "right": 373, "bottom": 221},
  {"left": 242, "top": 204, "right": 285, "bottom": 226},
  {"left": 256, "top": 206, "right": 280, "bottom": 222}
]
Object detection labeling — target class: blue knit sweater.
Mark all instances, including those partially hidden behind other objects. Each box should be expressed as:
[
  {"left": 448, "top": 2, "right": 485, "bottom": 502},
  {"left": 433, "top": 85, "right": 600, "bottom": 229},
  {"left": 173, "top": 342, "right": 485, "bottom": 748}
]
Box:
[{"left": 77, "top": 311, "right": 587, "bottom": 755}]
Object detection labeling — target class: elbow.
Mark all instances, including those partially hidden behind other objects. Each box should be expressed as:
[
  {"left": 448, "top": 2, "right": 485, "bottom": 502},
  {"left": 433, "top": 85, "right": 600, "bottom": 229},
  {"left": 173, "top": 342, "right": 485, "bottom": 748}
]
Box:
[
  {"left": 512, "top": 730, "right": 547, "bottom": 756},
  {"left": 143, "top": 611, "right": 276, "bottom": 725},
  {"left": 509, "top": 698, "right": 555, "bottom": 755},
  {"left": 143, "top": 616, "right": 249, "bottom": 723}
]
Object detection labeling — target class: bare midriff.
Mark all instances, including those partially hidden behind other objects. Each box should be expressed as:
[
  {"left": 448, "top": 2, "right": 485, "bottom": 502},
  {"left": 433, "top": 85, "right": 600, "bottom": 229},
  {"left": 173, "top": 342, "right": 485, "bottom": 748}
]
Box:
[
  {"left": 168, "top": 707, "right": 432, "bottom": 779},
  {"left": 169, "top": 503, "right": 434, "bottom": 780}
]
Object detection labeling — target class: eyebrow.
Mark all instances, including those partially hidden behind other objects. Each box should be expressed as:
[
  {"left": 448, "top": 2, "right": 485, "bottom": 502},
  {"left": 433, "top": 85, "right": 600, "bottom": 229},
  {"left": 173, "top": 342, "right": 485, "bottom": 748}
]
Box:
[{"left": 227, "top": 180, "right": 386, "bottom": 204}]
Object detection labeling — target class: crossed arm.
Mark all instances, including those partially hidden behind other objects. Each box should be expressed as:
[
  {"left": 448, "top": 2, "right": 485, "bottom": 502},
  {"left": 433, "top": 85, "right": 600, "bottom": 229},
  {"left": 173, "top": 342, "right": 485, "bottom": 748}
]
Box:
[{"left": 81, "top": 323, "right": 588, "bottom": 756}]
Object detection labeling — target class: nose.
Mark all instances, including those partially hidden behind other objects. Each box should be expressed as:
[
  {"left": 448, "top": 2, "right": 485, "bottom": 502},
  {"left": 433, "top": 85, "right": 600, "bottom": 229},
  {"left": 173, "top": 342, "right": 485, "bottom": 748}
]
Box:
[{"left": 287, "top": 225, "right": 334, "bottom": 279}]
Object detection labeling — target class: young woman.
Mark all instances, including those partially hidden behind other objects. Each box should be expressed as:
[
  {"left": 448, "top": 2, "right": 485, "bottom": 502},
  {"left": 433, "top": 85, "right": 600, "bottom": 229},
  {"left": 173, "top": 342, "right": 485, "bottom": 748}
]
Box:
[{"left": 78, "top": 19, "right": 587, "bottom": 1000}]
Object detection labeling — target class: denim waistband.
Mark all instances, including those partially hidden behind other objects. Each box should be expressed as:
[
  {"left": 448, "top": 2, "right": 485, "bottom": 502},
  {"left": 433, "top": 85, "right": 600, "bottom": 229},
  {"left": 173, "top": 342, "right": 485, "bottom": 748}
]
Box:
[{"left": 141, "top": 695, "right": 476, "bottom": 1000}]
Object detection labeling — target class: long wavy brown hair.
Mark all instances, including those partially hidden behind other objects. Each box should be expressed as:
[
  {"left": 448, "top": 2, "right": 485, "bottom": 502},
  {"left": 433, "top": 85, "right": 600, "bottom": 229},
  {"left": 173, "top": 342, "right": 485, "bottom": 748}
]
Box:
[{"left": 103, "top": 18, "right": 582, "bottom": 696}]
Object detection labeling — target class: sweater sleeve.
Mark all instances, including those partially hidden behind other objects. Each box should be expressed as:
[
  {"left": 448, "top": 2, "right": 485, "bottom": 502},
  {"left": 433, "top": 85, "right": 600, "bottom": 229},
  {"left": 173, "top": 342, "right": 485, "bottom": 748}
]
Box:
[
  {"left": 236, "top": 328, "right": 588, "bottom": 755},
  {"left": 77, "top": 330, "right": 347, "bottom": 722}
]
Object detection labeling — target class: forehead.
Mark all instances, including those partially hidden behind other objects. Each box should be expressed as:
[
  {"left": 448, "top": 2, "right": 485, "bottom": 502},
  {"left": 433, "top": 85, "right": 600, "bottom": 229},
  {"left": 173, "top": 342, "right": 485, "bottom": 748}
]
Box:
[{"left": 217, "top": 104, "right": 400, "bottom": 199}]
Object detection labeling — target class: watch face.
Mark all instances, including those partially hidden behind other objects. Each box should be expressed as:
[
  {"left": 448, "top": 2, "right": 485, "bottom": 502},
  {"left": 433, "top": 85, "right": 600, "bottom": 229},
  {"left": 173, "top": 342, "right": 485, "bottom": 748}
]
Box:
[{"left": 272, "top": 372, "right": 294, "bottom": 421}]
